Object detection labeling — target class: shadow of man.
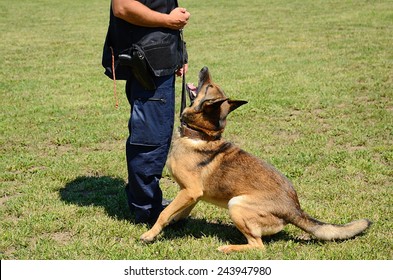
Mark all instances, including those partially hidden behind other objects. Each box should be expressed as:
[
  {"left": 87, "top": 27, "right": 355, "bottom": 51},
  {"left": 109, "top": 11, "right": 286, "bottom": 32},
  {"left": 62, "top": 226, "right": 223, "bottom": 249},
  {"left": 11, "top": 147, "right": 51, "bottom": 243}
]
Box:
[{"left": 59, "top": 176, "right": 131, "bottom": 221}]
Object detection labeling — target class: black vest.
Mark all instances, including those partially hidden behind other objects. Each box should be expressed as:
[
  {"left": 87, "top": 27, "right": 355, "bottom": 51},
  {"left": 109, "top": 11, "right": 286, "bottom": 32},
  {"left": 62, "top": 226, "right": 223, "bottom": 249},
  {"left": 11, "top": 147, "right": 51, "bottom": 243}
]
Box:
[{"left": 102, "top": 0, "right": 183, "bottom": 80}]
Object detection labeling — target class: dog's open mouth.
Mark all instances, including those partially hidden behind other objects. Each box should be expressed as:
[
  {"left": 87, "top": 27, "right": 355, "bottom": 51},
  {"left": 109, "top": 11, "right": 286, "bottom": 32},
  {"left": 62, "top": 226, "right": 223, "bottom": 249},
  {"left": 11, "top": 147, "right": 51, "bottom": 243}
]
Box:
[{"left": 186, "top": 83, "right": 197, "bottom": 101}]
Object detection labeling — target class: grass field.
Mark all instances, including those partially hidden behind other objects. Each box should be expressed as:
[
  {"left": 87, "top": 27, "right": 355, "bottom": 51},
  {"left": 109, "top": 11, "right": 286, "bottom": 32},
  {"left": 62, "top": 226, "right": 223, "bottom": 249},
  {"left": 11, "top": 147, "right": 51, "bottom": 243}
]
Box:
[{"left": 1, "top": 0, "right": 392, "bottom": 260}]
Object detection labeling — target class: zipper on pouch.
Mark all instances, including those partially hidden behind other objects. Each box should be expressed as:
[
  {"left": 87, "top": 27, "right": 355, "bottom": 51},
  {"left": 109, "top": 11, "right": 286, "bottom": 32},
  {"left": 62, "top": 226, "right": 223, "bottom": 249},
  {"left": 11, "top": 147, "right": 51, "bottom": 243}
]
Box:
[{"left": 140, "top": 97, "right": 167, "bottom": 104}]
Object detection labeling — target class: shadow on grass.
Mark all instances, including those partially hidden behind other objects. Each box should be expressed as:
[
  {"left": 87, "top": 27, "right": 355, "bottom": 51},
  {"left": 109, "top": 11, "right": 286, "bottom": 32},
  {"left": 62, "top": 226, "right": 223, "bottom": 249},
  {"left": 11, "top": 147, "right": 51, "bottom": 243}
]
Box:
[
  {"left": 59, "top": 176, "right": 315, "bottom": 245},
  {"left": 59, "top": 176, "right": 131, "bottom": 221},
  {"left": 162, "top": 218, "right": 316, "bottom": 246}
]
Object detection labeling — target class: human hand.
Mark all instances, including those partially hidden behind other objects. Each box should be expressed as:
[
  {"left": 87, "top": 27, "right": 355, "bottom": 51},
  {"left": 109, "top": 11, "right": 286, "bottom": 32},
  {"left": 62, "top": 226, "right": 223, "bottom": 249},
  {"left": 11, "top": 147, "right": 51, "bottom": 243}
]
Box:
[
  {"left": 166, "top": 7, "right": 190, "bottom": 30},
  {"left": 176, "top": 64, "right": 188, "bottom": 77}
]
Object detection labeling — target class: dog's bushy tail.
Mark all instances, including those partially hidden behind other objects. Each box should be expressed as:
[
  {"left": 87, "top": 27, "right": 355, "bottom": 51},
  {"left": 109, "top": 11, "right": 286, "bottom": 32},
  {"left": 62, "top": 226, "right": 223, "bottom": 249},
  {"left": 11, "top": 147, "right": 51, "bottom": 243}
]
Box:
[{"left": 290, "top": 211, "right": 371, "bottom": 241}]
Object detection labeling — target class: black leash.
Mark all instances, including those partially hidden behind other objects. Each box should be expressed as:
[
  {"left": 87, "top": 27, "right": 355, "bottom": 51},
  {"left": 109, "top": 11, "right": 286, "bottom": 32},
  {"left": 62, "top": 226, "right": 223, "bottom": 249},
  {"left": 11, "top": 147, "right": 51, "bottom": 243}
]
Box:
[{"left": 179, "top": 29, "right": 187, "bottom": 118}]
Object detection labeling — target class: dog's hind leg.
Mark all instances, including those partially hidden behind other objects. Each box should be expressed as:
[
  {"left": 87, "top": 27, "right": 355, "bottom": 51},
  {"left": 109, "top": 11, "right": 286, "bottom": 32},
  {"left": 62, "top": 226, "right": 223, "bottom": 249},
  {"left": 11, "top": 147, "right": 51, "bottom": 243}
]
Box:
[
  {"left": 218, "top": 203, "right": 264, "bottom": 253},
  {"left": 218, "top": 196, "right": 284, "bottom": 253}
]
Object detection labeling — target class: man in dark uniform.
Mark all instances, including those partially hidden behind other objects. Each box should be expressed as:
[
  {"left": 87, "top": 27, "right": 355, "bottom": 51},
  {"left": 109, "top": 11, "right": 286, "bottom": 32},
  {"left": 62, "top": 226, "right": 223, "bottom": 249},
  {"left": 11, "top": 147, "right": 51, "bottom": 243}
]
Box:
[{"left": 102, "top": 0, "right": 190, "bottom": 223}]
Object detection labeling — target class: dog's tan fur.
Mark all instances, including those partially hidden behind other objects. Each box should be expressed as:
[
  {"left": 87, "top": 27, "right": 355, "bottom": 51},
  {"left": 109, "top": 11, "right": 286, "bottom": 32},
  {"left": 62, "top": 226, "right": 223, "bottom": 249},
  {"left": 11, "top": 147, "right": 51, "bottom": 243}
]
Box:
[{"left": 140, "top": 67, "right": 371, "bottom": 253}]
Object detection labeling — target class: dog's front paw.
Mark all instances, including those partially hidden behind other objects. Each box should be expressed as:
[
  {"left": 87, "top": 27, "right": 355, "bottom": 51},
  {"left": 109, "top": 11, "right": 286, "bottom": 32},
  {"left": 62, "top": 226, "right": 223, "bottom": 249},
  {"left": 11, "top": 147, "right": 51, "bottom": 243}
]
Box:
[
  {"left": 140, "top": 230, "right": 156, "bottom": 243},
  {"left": 218, "top": 243, "right": 265, "bottom": 253},
  {"left": 217, "top": 245, "right": 233, "bottom": 254}
]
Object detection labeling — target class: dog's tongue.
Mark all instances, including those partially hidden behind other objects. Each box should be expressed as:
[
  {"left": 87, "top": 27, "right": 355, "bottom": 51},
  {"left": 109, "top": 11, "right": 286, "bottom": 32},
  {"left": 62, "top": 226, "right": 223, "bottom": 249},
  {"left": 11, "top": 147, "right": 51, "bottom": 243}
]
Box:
[
  {"left": 187, "top": 83, "right": 197, "bottom": 91},
  {"left": 186, "top": 83, "right": 197, "bottom": 99}
]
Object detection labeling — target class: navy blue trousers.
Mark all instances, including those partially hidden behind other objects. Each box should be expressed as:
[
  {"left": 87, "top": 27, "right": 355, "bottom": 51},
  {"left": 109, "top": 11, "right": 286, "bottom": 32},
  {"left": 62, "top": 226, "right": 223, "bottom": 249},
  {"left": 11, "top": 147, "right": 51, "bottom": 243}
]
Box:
[{"left": 125, "top": 75, "right": 175, "bottom": 216}]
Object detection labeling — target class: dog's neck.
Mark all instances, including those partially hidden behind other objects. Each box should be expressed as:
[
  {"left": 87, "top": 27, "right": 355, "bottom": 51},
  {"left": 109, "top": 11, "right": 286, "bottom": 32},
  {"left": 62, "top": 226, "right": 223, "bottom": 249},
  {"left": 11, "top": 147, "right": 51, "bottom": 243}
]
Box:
[{"left": 180, "top": 123, "right": 221, "bottom": 141}]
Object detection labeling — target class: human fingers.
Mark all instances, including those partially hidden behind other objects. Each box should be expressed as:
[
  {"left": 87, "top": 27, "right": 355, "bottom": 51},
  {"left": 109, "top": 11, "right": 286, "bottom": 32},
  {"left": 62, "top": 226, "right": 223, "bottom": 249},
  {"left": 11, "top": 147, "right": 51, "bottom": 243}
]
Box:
[{"left": 169, "top": 7, "right": 190, "bottom": 29}]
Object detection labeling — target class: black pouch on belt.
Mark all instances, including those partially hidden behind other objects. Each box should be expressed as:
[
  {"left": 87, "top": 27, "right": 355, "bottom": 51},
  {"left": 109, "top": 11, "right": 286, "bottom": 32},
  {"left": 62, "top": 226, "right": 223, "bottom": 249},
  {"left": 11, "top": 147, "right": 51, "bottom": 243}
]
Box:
[{"left": 118, "top": 46, "right": 157, "bottom": 91}]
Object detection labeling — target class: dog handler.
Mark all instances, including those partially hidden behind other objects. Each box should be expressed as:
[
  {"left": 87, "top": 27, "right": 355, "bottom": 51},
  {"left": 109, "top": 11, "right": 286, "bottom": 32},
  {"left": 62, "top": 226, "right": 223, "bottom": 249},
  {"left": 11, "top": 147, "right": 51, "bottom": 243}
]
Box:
[{"left": 102, "top": 0, "right": 190, "bottom": 223}]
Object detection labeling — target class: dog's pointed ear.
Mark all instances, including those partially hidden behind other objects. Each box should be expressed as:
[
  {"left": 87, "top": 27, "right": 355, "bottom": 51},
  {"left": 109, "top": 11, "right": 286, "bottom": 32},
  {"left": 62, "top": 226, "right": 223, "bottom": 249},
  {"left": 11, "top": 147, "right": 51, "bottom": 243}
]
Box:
[
  {"left": 228, "top": 100, "right": 248, "bottom": 113},
  {"left": 205, "top": 98, "right": 228, "bottom": 109},
  {"left": 218, "top": 100, "right": 248, "bottom": 129},
  {"left": 219, "top": 100, "right": 247, "bottom": 121},
  {"left": 196, "top": 98, "right": 228, "bottom": 112}
]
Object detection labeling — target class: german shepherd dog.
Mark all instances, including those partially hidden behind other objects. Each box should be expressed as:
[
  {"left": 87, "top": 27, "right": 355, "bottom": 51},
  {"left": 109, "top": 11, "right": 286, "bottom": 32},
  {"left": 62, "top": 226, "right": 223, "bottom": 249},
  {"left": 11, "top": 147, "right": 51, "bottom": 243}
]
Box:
[{"left": 140, "top": 67, "right": 371, "bottom": 253}]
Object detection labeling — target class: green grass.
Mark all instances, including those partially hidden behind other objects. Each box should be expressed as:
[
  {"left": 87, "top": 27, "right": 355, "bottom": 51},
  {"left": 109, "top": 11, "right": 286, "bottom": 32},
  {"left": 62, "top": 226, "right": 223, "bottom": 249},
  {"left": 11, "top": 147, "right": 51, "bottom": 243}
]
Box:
[{"left": 1, "top": 0, "right": 392, "bottom": 260}]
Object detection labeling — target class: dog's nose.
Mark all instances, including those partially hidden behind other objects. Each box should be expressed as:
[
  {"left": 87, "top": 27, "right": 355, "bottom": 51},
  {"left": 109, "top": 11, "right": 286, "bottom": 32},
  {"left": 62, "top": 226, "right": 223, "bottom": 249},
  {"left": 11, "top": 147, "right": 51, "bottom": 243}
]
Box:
[
  {"left": 199, "top": 66, "right": 212, "bottom": 86},
  {"left": 201, "top": 66, "right": 209, "bottom": 72},
  {"left": 199, "top": 66, "right": 210, "bottom": 80}
]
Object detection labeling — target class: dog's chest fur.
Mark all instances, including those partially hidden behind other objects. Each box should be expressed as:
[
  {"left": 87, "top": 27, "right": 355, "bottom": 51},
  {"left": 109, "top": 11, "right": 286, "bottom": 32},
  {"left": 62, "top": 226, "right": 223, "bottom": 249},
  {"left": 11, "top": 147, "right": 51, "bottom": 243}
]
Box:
[
  {"left": 167, "top": 134, "right": 238, "bottom": 207},
  {"left": 167, "top": 133, "right": 221, "bottom": 180}
]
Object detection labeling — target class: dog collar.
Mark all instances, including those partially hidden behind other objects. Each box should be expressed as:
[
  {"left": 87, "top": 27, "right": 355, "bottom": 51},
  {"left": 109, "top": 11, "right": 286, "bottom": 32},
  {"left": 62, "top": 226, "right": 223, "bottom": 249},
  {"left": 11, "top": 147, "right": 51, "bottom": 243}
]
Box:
[{"left": 179, "top": 124, "right": 221, "bottom": 141}]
